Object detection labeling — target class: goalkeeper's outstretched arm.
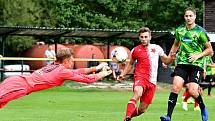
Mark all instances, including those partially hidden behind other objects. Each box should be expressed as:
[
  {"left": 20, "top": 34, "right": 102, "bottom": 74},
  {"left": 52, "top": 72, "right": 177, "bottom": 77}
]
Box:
[{"left": 117, "top": 58, "right": 134, "bottom": 81}]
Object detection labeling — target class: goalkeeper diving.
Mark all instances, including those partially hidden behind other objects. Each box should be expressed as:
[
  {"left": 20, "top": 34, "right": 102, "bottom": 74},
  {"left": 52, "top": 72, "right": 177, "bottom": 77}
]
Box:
[{"left": 0, "top": 48, "right": 112, "bottom": 108}]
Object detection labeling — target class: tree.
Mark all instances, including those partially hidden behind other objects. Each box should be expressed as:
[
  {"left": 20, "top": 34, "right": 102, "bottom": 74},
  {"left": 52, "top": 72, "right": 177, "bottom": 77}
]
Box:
[
  {"left": 150, "top": 0, "right": 203, "bottom": 30},
  {"left": 0, "top": 0, "right": 204, "bottom": 55},
  {"left": 0, "top": 0, "right": 57, "bottom": 55}
]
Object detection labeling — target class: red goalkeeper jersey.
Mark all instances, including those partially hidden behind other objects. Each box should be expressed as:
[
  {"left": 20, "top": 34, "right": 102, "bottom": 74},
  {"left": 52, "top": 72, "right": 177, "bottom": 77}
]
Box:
[{"left": 21, "top": 63, "right": 99, "bottom": 91}]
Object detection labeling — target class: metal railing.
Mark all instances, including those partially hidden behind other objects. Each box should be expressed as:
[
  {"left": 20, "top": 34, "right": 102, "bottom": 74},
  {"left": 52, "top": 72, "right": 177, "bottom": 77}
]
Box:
[{"left": 0, "top": 57, "right": 55, "bottom": 81}]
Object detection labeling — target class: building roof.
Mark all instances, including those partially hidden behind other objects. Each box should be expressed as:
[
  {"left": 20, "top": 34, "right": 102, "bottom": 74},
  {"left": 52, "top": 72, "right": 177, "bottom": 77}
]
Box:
[{"left": 0, "top": 26, "right": 171, "bottom": 39}]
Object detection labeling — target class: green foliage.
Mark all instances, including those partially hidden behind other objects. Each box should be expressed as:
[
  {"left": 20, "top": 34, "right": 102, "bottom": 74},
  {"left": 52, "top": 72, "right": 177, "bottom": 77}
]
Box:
[
  {"left": 0, "top": 0, "right": 57, "bottom": 26},
  {"left": 0, "top": 0, "right": 57, "bottom": 55},
  {"left": 4, "top": 36, "right": 36, "bottom": 56},
  {"left": 55, "top": 0, "right": 152, "bottom": 29},
  {"left": 150, "top": 0, "right": 203, "bottom": 30},
  {"left": 0, "top": 0, "right": 204, "bottom": 54}
]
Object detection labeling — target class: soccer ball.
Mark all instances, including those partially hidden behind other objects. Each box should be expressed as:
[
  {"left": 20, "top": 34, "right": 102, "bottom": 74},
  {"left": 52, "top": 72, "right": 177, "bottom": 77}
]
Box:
[{"left": 111, "top": 47, "right": 128, "bottom": 63}]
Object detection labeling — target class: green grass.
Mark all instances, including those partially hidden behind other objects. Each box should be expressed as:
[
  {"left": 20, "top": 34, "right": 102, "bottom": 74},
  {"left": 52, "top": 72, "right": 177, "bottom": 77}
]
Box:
[{"left": 0, "top": 84, "right": 214, "bottom": 121}]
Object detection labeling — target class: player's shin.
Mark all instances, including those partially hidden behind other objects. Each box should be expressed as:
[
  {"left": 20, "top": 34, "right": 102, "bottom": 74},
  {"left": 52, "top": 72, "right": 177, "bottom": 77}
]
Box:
[
  {"left": 167, "top": 92, "right": 178, "bottom": 118},
  {"left": 125, "top": 98, "right": 137, "bottom": 118},
  {"left": 195, "top": 94, "right": 205, "bottom": 110}
]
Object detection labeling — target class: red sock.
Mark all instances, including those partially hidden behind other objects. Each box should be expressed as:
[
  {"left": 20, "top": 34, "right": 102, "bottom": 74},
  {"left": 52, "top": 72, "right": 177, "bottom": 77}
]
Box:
[
  {"left": 125, "top": 99, "right": 137, "bottom": 118},
  {"left": 131, "top": 107, "right": 142, "bottom": 118},
  {"left": 183, "top": 90, "right": 190, "bottom": 102},
  {"left": 194, "top": 100, "right": 199, "bottom": 107}
]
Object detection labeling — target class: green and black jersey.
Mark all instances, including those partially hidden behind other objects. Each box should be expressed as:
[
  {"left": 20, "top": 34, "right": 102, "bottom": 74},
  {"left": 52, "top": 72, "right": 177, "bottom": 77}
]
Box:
[
  {"left": 204, "top": 56, "right": 213, "bottom": 76},
  {"left": 175, "top": 24, "right": 209, "bottom": 69}
]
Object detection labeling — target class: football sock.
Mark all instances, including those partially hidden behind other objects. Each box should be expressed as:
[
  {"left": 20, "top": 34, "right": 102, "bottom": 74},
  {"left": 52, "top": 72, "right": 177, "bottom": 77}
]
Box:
[
  {"left": 195, "top": 94, "right": 205, "bottom": 110},
  {"left": 194, "top": 100, "right": 199, "bottom": 107},
  {"left": 208, "top": 87, "right": 211, "bottom": 95},
  {"left": 183, "top": 90, "right": 190, "bottom": 102},
  {"left": 131, "top": 107, "right": 142, "bottom": 118},
  {"left": 167, "top": 92, "right": 178, "bottom": 118},
  {"left": 125, "top": 98, "right": 137, "bottom": 118}
]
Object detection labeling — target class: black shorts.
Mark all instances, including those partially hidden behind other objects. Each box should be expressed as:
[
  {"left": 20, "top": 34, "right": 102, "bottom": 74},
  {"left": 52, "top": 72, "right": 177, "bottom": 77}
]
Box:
[
  {"left": 172, "top": 64, "right": 203, "bottom": 84},
  {"left": 202, "top": 75, "right": 213, "bottom": 82}
]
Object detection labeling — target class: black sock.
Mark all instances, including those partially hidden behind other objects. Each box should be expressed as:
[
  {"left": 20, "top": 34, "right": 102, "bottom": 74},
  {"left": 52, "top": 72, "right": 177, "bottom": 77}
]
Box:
[
  {"left": 167, "top": 92, "right": 178, "bottom": 118},
  {"left": 208, "top": 87, "right": 211, "bottom": 95},
  {"left": 195, "top": 94, "right": 205, "bottom": 110}
]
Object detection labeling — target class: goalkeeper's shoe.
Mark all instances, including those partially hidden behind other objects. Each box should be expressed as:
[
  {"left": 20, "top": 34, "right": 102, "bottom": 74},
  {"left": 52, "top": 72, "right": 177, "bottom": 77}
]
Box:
[
  {"left": 201, "top": 107, "right": 208, "bottom": 121},
  {"left": 124, "top": 117, "right": 131, "bottom": 121},
  {"left": 160, "top": 115, "right": 171, "bottom": 121}
]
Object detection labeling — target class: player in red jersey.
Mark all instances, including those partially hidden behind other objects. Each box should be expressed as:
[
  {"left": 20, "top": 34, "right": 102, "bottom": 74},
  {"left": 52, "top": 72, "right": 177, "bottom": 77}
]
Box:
[
  {"left": 0, "top": 48, "right": 112, "bottom": 108},
  {"left": 181, "top": 88, "right": 200, "bottom": 111},
  {"left": 117, "top": 27, "right": 175, "bottom": 121}
]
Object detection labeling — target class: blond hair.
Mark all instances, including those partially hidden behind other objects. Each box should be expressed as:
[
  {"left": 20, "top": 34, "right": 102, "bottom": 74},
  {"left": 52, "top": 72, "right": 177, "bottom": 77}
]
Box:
[{"left": 56, "top": 48, "right": 73, "bottom": 63}]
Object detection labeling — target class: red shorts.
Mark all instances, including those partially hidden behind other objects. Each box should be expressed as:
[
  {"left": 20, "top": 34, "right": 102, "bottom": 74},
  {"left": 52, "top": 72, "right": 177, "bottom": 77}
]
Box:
[{"left": 133, "top": 80, "right": 156, "bottom": 104}]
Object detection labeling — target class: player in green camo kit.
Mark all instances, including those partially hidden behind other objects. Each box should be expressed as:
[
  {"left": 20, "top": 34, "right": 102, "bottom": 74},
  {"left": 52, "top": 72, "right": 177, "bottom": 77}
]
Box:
[
  {"left": 201, "top": 56, "right": 215, "bottom": 96},
  {"left": 160, "top": 7, "right": 213, "bottom": 121}
]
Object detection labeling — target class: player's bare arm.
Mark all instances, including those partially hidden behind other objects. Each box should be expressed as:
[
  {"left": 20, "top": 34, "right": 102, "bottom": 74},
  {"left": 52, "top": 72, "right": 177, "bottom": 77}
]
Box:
[
  {"left": 201, "top": 42, "right": 213, "bottom": 57},
  {"left": 160, "top": 54, "right": 175, "bottom": 65},
  {"left": 169, "top": 39, "right": 180, "bottom": 55}
]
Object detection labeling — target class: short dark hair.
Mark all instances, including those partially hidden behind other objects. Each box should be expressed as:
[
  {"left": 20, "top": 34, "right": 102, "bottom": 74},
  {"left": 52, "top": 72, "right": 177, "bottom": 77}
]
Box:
[
  {"left": 184, "top": 7, "right": 196, "bottom": 15},
  {"left": 138, "top": 27, "right": 151, "bottom": 36}
]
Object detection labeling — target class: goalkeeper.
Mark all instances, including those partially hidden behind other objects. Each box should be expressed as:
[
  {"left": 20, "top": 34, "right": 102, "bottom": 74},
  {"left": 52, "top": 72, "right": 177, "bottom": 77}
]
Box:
[{"left": 0, "top": 48, "right": 112, "bottom": 108}]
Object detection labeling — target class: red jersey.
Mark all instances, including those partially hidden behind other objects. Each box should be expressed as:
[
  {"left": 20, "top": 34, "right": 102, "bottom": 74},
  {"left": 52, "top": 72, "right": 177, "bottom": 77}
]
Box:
[
  {"left": 132, "top": 44, "right": 165, "bottom": 85},
  {"left": 21, "top": 63, "right": 99, "bottom": 92}
]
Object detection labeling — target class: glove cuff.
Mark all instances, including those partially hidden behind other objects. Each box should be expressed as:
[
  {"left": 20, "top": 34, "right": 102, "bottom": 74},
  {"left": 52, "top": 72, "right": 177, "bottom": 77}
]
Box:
[{"left": 90, "top": 67, "right": 97, "bottom": 72}]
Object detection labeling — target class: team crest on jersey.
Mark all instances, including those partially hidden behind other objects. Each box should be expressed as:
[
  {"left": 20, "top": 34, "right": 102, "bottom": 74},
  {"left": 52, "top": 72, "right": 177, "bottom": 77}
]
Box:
[
  {"left": 191, "top": 33, "right": 197, "bottom": 38},
  {"left": 151, "top": 48, "right": 156, "bottom": 53}
]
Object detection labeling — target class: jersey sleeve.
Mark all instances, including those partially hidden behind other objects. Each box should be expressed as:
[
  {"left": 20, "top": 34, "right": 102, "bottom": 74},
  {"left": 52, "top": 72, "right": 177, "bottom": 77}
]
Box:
[
  {"left": 131, "top": 48, "right": 136, "bottom": 60},
  {"left": 157, "top": 45, "right": 165, "bottom": 56},
  {"left": 45, "top": 50, "right": 49, "bottom": 56},
  {"left": 52, "top": 50, "right": 56, "bottom": 56},
  {"left": 61, "top": 69, "right": 99, "bottom": 84},
  {"left": 175, "top": 28, "right": 180, "bottom": 42},
  {"left": 199, "top": 31, "right": 209, "bottom": 44},
  {"left": 72, "top": 68, "right": 87, "bottom": 74}
]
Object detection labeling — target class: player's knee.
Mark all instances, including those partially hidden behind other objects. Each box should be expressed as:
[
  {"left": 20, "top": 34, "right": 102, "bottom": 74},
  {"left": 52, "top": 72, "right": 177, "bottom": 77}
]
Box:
[
  {"left": 171, "top": 85, "right": 181, "bottom": 93},
  {"left": 133, "top": 88, "right": 143, "bottom": 98},
  {"left": 188, "top": 88, "right": 198, "bottom": 96}
]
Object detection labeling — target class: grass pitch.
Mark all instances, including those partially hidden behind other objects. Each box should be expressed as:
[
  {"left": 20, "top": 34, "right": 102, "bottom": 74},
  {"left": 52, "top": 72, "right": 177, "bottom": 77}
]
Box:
[{"left": 0, "top": 82, "right": 214, "bottom": 121}]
